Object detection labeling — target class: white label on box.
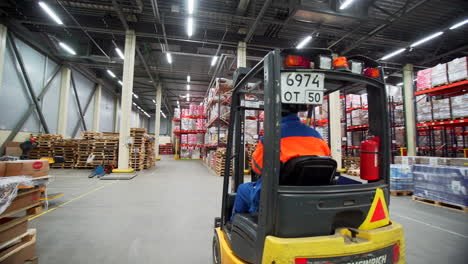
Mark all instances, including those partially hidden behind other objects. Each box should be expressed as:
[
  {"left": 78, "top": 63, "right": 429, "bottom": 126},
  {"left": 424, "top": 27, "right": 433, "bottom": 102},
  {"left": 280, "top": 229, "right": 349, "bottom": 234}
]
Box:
[
  {"left": 401, "top": 156, "right": 408, "bottom": 165},
  {"left": 429, "top": 157, "right": 438, "bottom": 166}
]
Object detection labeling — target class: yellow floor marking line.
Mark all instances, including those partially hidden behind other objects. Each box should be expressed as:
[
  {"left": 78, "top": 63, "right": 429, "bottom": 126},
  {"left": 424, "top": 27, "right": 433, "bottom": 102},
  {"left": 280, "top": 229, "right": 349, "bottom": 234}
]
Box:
[{"left": 29, "top": 181, "right": 117, "bottom": 221}]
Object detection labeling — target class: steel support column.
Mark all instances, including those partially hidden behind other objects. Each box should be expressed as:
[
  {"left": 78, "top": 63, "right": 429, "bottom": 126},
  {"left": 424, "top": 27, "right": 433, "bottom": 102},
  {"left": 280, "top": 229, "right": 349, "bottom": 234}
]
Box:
[
  {"left": 403, "top": 64, "right": 417, "bottom": 156},
  {"left": 114, "top": 96, "right": 120, "bottom": 132},
  {"left": 154, "top": 84, "right": 162, "bottom": 159},
  {"left": 118, "top": 30, "right": 137, "bottom": 170},
  {"left": 0, "top": 24, "right": 7, "bottom": 88},
  {"left": 92, "top": 84, "right": 102, "bottom": 132},
  {"left": 57, "top": 67, "right": 71, "bottom": 136},
  {"left": 329, "top": 91, "right": 342, "bottom": 170}
]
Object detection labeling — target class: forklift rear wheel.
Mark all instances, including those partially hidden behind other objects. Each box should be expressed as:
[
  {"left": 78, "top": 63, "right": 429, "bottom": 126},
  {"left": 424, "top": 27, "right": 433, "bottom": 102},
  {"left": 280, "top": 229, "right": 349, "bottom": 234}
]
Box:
[{"left": 212, "top": 233, "right": 221, "bottom": 264}]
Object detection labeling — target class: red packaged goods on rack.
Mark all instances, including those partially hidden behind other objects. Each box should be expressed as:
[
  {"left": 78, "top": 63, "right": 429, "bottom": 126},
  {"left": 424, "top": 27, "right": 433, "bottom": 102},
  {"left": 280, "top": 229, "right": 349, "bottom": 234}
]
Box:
[
  {"left": 189, "top": 104, "right": 197, "bottom": 116},
  {"left": 188, "top": 134, "right": 197, "bottom": 145},
  {"left": 195, "top": 119, "right": 205, "bottom": 130},
  {"left": 416, "top": 68, "right": 432, "bottom": 91},
  {"left": 345, "top": 94, "right": 361, "bottom": 108},
  {"left": 431, "top": 63, "right": 448, "bottom": 87},
  {"left": 181, "top": 134, "right": 188, "bottom": 144},
  {"left": 181, "top": 109, "right": 190, "bottom": 117},
  {"left": 447, "top": 57, "right": 468, "bottom": 83}
]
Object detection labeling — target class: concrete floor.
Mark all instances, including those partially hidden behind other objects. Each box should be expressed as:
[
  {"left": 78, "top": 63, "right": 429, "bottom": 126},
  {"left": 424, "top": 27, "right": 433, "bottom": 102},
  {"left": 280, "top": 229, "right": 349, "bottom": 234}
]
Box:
[{"left": 30, "top": 156, "right": 468, "bottom": 264}]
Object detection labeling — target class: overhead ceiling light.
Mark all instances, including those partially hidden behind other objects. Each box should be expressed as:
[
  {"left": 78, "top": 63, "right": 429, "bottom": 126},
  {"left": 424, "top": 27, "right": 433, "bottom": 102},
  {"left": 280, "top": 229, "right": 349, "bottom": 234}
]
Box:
[
  {"left": 187, "top": 75, "right": 191, "bottom": 83},
  {"left": 38, "top": 2, "right": 63, "bottom": 25},
  {"left": 187, "top": 17, "right": 194, "bottom": 37},
  {"left": 397, "top": 82, "right": 403, "bottom": 86},
  {"left": 339, "top": 0, "right": 355, "bottom": 10},
  {"left": 58, "top": 42, "right": 76, "bottom": 55},
  {"left": 211, "top": 56, "right": 218, "bottom": 66},
  {"left": 187, "top": 84, "right": 190, "bottom": 90},
  {"left": 177, "top": 100, "right": 180, "bottom": 105},
  {"left": 133, "top": 93, "right": 138, "bottom": 99},
  {"left": 188, "top": 0, "right": 194, "bottom": 15},
  {"left": 166, "top": 53, "right": 172, "bottom": 64},
  {"left": 118, "top": 80, "right": 123, "bottom": 86},
  {"left": 106, "top": 69, "right": 116, "bottom": 78},
  {"left": 296, "top": 35, "right": 312, "bottom": 49},
  {"left": 132, "top": 102, "right": 136, "bottom": 106},
  {"left": 384, "top": 76, "right": 389, "bottom": 79},
  {"left": 449, "top": 18, "right": 468, "bottom": 30},
  {"left": 410, "top": 32, "right": 444, "bottom": 48},
  {"left": 152, "top": 99, "right": 156, "bottom": 104},
  {"left": 380, "top": 48, "right": 406, "bottom": 61},
  {"left": 148, "top": 80, "right": 153, "bottom": 83},
  {"left": 187, "top": 93, "right": 190, "bottom": 101},
  {"left": 115, "top": 47, "right": 124, "bottom": 60},
  {"left": 161, "top": 111, "right": 167, "bottom": 118}
]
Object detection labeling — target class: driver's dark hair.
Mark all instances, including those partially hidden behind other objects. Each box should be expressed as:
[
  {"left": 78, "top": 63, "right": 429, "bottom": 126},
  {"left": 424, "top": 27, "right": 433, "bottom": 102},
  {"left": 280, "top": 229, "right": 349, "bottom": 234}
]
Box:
[{"left": 282, "top": 103, "right": 307, "bottom": 116}]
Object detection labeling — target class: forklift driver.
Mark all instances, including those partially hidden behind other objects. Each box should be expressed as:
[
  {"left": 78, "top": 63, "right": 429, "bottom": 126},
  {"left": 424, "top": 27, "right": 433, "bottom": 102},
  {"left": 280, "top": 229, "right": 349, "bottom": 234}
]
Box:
[{"left": 231, "top": 104, "right": 331, "bottom": 221}]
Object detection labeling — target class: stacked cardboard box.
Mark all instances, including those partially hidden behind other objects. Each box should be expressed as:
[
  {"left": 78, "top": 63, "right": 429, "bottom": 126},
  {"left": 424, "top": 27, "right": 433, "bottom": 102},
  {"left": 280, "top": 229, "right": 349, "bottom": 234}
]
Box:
[
  {"left": 129, "top": 128, "right": 146, "bottom": 171},
  {"left": 390, "top": 164, "right": 413, "bottom": 191},
  {"left": 431, "top": 63, "right": 448, "bottom": 87},
  {"left": 447, "top": 56, "right": 468, "bottom": 83},
  {"left": 416, "top": 68, "right": 432, "bottom": 91}
]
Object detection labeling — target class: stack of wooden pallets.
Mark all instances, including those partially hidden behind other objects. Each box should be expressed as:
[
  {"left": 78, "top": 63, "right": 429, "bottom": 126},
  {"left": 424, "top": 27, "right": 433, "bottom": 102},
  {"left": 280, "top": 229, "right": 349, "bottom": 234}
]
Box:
[
  {"left": 75, "top": 139, "right": 94, "bottom": 169},
  {"left": 129, "top": 128, "right": 147, "bottom": 171},
  {"left": 90, "top": 136, "right": 119, "bottom": 166},
  {"left": 81, "top": 131, "right": 101, "bottom": 140},
  {"left": 144, "top": 136, "right": 156, "bottom": 169},
  {"left": 214, "top": 148, "right": 232, "bottom": 177},
  {"left": 51, "top": 139, "right": 79, "bottom": 168},
  {"left": 29, "top": 134, "right": 62, "bottom": 159}
]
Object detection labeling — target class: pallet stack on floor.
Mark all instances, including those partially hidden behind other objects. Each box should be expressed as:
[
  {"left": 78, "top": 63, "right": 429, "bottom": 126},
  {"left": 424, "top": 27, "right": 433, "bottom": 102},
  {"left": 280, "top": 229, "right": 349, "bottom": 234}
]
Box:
[
  {"left": 144, "top": 136, "right": 156, "bottom": 169},
  {"left": 129, "top": 128, "right": 146, "bottom": 171},
  {"left": 213, "top": 148, "right": 233, "bottom": 177},
  {"left": 51, "top": 139, "right": 79, "bottom": 168},
  {"left": 75, "top": 138, "right": 94, "bottom": 169},
  {"left": 90, "top": 135, "right": 119, "bottom": 167},
  {"left": 29, "top": 134, "right": 62, "bottom": 159}
]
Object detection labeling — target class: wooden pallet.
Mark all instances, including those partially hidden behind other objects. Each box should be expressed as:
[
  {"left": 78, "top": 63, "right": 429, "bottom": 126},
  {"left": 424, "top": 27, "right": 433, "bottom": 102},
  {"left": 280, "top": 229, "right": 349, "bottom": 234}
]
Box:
[
  {"left": 0, "top": 229, "right": 37, "bottom": 264},
  {"left": 390, "top": 190, "right": 413, "bottom": 196},
  {"left": 412, "top": 196, "right": 468, "bottom": 213}
]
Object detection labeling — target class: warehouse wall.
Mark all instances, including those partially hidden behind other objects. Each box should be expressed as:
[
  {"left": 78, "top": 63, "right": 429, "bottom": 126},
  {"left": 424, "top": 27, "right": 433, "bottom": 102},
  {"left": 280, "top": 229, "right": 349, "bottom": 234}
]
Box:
[
  {"left": 148, "top": 116, "right": 171, "bottom": 135},
  {"left": 66, "top": 70, "right": 95, "bottom": 137},
  {"left": 100, "top": 89, "right": 115, "bottom": 132}
]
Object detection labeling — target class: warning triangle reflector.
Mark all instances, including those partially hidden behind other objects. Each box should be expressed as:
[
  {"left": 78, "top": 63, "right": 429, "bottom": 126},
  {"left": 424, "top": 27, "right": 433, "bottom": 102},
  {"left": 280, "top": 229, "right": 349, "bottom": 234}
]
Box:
[{"left": 370, "top": 198, "right": 386, "bottom": 222}]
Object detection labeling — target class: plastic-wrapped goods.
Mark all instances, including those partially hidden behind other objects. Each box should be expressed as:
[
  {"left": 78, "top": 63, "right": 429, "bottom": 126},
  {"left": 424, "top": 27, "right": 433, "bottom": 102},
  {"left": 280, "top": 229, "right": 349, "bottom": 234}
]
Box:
[
  {"left": 447, "top": 57, "right": 468, "bottom": 83},
  {"left": 195, "top": 119, "right": 205, "bottom": 130},
  {"left": 412, "top": 165, "right": 468, "bottom": 207},
  {"left": 431, "top": 63, "right": 448, "bottom": 87},
  {"left": 416, "top": 95, "right": 432, "bottom": 122},
  {"left": 393, "top": 105, "right": 404, "bottom": 124},
  {"left": 345, "top": 94, "right": 361, "bottom": 108},
  {"left": 315, "top": 127, "right": 329, "bottom": 143},
  {"left": 416, "top": 68, "right": 432, "bottom": 91},
  {"left": 196, "top": 134, "right": 204, "bottom": 145},
  {"left": 180, "top": 147, "right": 191, "bottom": 159},
  {"left": 0, "top": 176, "right": 34, "bottom": 215},
  {"left": 188, "top": 134, "right": 197, "bottom": 145},
  {"left": 361, "top": 93, "right": 368, "bottom": 106},
  {"left": 181, "top": 134, "right": 188, "bottom": 144},
  {"left": 386, "top": 85, "right": 402, "bottom": 103},
  {"left": 181, "top": 109, "right": 190, "bottom": 117},
  {"left": 245, "top": 119, "right": 259, "bottom": 143},
  {"left": 351, "top": 109, "right": 367, "bottom": 126},
  {"left": 174, "top": 124, "right": 181, "bottom": 131},
  {"left": 390, "top": 164, "right": 413, "bottom": 191},
  {"left": 191, "top": 148, "right": 201, "bottom": 159},
  {"left": 181, "top": 118, "right": 195, "bottom": 131},
  {"left": 174, "top": 108, "right": 181, "bottom": 119},
  {"left": 189, "top": 104, "right": 197, "bottom": 116},
  {"left": 432, "top": 98, "right": 450, "bottom": 120},
  {"left": 451, "top": 94, "right": 468, "bottom": 118},
  {"left": 394, "top": 127, "right": 405, "bottom": 147}
]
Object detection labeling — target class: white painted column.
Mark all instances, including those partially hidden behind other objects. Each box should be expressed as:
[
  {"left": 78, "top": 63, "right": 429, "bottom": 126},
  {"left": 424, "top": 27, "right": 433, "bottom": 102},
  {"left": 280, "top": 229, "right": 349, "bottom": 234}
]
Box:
[
  {"left": 57, "top": 67, "right": 71, "bottom": 137},
  {"left": 92, "top": 84, "right": 102, "bottom": 132},
  {"left": 329, "top": 91, "right": 342, "bottom": 170},
  {"left": 154, "top": 84, "right": 162, "bottom": 160},
  {"left": 0, "top": 25, "right": 7, "bottom": 88},
  {"left": 237, "top": 41, "right": 247, "bottom": 68},
  {"left": 117, "top": 30, "right": 136, "bottom": 170},
  {"left": 113, "top": 96, "right": 120, "bottom": 132},
  {"left": 403, "top": 64, "right": 417, "bottom": 156}
]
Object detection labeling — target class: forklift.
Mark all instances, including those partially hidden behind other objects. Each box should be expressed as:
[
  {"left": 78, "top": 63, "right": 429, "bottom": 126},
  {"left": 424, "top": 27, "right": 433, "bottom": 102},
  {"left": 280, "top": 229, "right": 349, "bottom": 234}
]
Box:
[{"left": 213, "top": 49, "right": 405, "bottom": 264}]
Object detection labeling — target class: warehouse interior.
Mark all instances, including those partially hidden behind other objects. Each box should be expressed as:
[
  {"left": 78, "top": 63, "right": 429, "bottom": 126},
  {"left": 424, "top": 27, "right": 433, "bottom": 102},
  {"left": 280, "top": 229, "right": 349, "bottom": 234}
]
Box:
[{"left": 0, "top": 0, "right": 467, "bottom": 264}]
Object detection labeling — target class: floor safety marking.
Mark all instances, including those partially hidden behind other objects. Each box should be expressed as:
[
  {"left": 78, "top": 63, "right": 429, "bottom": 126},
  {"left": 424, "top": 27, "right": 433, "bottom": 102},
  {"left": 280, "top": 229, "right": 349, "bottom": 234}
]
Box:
[
  {"left": 392, "top": 213, "right": 468, "bottom": 239},
  {"left": 28, "top": 181, "right": 117, "bottom": 221}
]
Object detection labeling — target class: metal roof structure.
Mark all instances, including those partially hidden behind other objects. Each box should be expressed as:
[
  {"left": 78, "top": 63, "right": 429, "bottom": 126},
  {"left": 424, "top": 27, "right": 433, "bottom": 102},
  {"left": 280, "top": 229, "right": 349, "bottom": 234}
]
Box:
[{"left": 1, "top": 0, "right": 467, "bottom": 115}]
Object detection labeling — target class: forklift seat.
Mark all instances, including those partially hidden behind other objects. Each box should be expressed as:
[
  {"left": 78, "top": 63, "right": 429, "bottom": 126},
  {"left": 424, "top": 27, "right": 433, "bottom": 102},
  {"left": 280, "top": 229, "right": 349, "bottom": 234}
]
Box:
[{"left": 280, "top": 156, "right": 337, "bottom": 186}]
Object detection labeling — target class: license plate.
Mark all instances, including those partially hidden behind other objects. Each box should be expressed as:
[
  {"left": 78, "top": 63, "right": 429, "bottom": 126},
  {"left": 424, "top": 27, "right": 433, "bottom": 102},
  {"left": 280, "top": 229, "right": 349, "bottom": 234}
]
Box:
[
  {"left": 302, "top": 245, "right": 393, "bottom": 264},
  {"left": 280, "top": 72, "right": 324, "bottom": 105}
]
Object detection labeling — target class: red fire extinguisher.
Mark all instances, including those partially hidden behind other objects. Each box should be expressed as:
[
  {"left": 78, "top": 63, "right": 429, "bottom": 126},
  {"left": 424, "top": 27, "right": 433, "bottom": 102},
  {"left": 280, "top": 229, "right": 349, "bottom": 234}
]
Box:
[{"left": 360, "top": 136, "right": 380, "bottom": 181}]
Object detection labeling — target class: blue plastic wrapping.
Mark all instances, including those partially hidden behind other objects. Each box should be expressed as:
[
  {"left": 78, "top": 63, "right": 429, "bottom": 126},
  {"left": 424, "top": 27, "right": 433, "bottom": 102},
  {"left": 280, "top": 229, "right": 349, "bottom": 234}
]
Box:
[
  {"left": 390, "top": 164, "right": 413, "bottom": 191},
  {"left": 412, "top": 165, "right": 468, "bottom": 207}
]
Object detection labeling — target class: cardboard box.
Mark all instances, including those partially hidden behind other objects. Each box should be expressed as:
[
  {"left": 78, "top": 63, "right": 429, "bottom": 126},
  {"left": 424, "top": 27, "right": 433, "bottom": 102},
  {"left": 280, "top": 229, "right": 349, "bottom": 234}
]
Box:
[
  {"left": 0, "top": 217, "right": 29, "bottom": 244},
  {"left": 0, "top": 189, "right": 41, "bottom": 218},
  {"left": 0, "top": 162, "right": 6, "bottom": 177},
  {"left": 4, "top": 160, "right": 49, "bottom": 178},
  {"left": 5, "top": 142, "right": 23, "bottom": 157}
]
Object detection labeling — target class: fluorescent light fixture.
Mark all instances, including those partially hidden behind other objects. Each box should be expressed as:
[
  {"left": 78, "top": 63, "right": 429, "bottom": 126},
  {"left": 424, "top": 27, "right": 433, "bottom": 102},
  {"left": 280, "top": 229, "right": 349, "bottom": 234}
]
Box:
[
  {"left": 187, "top": 93, "right": 190, "bottom": 101},
  {"left": 211, "top": 56, "right": 218, "bottom": 66},
  {"left": 132, "top": 102, "right": 137, "bottom": 106},
  {"left": 106, "top": 69, "right": 116, "bottom": 78},
  {"left": 58, "top": 42, "right": 76, "bottom": 55},
  {"left": 187, "top": 84, "right": 190, "bottom": 90},
  {"left": 187, "top": 17, "right": 193, "bottom": 37},
  {"left": 118, "top": 80, "right": 123, "bottom": 86},
  {"left": 380, "top": 48, "right": 406, "bottom": 61},
  {"left": 296, "top": 35, "right": 312, "bottom": 49},
  {"left": 339, "top": 0, "right": 355, "bottom": 10},
  {"left": 397, "top": 82, "right": 403, "bottom": 86},
  {"left": 410, "top": 32, "right": 444, "bottom": 48},
  {"left": 187, "top": 75, "right": 191, "bottom": 83},
  {"left": 115, "top": 47, "right": 124, "bottom": 60},
  {"left": 38, "top": 2, "right": 63, "bottom": 25},
  {"left": 133, "top": 93, "right": 138, "bottom": 99},
  {"left": 152, "top": 99, "right": 156, "bottom": 104},
  {"left": 166, "top": 53, "right": 172, "bottom": 64},
  {"left": 384, "top": 76, "right": 389, "bottom": 79},
  {"left": 161, "top": 111, "right": 167, "bottom": 118},
  {"left": 188, "top": 0, "right": 194, "bottom": 14},
  {"left": 449, "top": 18, "right": 468, "bottom": 30},
  {"left": 177, "top": 100, "right": 180, "bottom": 105}
]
